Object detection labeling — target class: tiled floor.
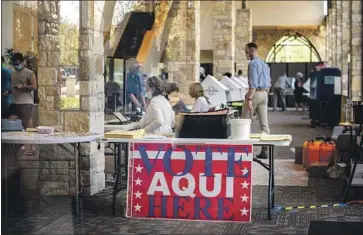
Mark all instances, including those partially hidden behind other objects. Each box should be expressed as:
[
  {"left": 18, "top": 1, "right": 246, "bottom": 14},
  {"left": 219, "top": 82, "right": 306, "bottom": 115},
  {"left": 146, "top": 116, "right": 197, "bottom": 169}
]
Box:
[{"left": 3, "top": 111, "right": 363, "bottom": 235}]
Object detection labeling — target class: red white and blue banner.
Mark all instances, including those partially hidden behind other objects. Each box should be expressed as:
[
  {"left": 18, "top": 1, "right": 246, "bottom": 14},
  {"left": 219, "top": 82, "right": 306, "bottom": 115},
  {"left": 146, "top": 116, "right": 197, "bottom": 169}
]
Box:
[{"left": 126, "top": 141, "right": 253, "bottom": 222}]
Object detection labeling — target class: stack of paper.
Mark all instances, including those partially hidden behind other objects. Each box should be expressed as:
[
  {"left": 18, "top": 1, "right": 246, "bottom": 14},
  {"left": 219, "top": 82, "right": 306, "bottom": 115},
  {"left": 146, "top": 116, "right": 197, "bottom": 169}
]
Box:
[
  {"left": 104, "top": 129, "right": 145, "bottom": 139},
  {"left": 260, "top": 135, "right": 292, "bottom": 141},
  {"left": 249, "top": 133, "right": 262, "bottom": 139}
]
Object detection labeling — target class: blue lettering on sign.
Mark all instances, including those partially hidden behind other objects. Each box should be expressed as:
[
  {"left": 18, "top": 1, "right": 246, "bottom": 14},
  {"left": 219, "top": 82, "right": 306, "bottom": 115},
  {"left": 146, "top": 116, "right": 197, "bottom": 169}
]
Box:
[
  {"left": 138, "top": 145, "right": 163, "bottom": 175},
  {"left": 163, "top": 146, "right": 193, "bottom": 176},
  {"left": 139, "top": 144, "right": 249, "bottom": 177},
  {"left": 173, "top": 196, "right": 190, "bottom": 219},
  {"left": 202, "top": 146, "right": 223, "bottom": 177},
  {"left": 148, "top": 195, "right": 167, "bottom": 217},
  {"left": 217, "top": 198, "right": 234, "bottom": 220},
  {"left": 227, "top": 147, "right": 249, "bottom": 177},
  {"left": 194, "top": 197, "right": 212, "bottom": 220}
]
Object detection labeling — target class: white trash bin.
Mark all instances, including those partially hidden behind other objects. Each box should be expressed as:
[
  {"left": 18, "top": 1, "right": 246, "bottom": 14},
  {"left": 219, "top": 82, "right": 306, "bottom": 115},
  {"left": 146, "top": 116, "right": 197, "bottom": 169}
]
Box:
[{"left": 230, "top": 119, "right": 251, "bottom": 140}]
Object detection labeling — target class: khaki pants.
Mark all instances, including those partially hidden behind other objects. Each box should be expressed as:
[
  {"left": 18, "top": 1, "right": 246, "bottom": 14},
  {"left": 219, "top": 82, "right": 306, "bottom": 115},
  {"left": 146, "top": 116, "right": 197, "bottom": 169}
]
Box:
[
  {"left": 242, "top": 91, "right": 270, "bottom": 152},
  {"left": 273, "top": 87, "right": 286, "bottom": 110}
]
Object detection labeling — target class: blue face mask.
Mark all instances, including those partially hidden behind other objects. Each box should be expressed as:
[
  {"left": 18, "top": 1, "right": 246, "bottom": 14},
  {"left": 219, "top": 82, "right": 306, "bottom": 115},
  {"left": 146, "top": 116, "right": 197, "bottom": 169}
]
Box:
[{"left": 14, "top": 64, "right": 23, "bottom": 71}]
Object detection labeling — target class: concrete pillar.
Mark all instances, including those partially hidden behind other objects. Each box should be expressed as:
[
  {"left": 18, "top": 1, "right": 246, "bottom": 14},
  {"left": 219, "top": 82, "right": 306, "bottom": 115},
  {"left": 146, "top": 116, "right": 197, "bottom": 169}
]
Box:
[
  {"left": 341, "top": 0, "right": 351, "bottom": 96},
  {"left": 235, "top": 9, "right": 252, "bottom": 76},
  {"left": 212, "top": 1, "right": 235, "bottom": 77},
  {"left": 351, "top": 0, "right": 362, "bottom": 100},
  {"left": 166, "top": 1, "right": 200, "bottom": 103}
]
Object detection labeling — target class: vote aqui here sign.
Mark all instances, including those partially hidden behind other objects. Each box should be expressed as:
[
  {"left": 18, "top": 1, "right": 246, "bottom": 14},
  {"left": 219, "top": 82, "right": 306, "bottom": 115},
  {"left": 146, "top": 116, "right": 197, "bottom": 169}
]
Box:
[{"left": 126, "top": 141, "right": 253, "bottom": 222}]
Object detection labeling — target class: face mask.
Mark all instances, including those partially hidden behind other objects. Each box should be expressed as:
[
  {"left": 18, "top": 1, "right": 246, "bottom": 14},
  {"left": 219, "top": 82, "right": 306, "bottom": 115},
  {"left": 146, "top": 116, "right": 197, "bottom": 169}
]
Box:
[
  {"left": 145, "top": 91, "right": 152, "bottom": 99},
  {"left": 14, "top": 64, "right": 23, "bottom": 71}
]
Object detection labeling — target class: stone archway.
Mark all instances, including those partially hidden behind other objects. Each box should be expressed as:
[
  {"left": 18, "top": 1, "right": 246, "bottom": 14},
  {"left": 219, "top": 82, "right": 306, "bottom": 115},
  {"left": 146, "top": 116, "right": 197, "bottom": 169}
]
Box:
[
  {"left": 265, "top": 33, "right": 322, "bottom": 63},
  {"left": 252, "top": 26, "right": 326, "bottom": 62}
]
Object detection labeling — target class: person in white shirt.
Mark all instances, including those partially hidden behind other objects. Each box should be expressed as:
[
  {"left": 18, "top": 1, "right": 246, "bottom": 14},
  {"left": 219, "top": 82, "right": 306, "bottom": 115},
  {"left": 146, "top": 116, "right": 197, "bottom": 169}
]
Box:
[
  {"left": 139, "top": 76, "right": 174, "bottom": 134},
  {"left": 189, "top": 82, "right": 213, "bottom": 112}
]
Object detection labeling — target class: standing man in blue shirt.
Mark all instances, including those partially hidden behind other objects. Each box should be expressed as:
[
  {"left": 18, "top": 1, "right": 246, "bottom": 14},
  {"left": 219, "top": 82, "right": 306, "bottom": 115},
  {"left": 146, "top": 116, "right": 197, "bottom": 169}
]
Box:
[
  {"left": 242, "top": 43, "right": 271, "bottom": 159},
  {"left": 126, "top": 62, "right": 146, "bottom": 112},
  {"left": 1, "top": 56, "right": 12, "bottom": 118}
]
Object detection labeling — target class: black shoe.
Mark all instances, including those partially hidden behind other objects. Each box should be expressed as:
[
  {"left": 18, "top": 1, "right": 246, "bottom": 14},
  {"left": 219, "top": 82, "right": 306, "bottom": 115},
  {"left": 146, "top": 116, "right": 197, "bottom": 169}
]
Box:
[{"left": 256, "top": 151, "right": 268, "bottom": 159}]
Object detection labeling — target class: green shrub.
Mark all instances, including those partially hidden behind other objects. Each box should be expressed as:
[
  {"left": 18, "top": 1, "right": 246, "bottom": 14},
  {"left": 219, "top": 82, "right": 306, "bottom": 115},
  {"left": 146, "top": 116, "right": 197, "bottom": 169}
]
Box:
[{"left": 60, "top": 97, "right": 79, "bottom": 109}]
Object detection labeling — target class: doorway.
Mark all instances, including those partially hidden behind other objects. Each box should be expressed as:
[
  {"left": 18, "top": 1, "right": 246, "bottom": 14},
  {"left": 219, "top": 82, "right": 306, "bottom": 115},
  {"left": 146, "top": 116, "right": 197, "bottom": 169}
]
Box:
[{"left": 266, "top": 33, "right": 322, "bottom": 108}]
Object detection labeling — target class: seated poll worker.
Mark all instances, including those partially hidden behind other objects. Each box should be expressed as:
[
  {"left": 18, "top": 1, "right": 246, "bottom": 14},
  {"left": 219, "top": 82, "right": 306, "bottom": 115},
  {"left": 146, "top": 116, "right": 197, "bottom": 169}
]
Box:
[
  {"left": 165, "top": 82, "right": 189, "bottom": 114},
  {"left": 139, "top": 76, "right": 174, "bottom": 134},
  {"left": 189, "top": 82, "right": 214, "bottom": 112}
]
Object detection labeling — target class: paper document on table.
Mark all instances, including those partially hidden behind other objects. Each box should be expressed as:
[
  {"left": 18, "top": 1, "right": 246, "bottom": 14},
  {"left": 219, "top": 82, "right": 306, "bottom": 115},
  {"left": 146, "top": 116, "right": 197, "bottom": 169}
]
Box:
[
  {"left": 104, "top": 129, "right": 145, "bottom": 139},
  {"left": 260, "top": 134, "right": 292, "bottom": 141},
  {"left": 250, "top": 133, "right": 262, "bottom": 139}
]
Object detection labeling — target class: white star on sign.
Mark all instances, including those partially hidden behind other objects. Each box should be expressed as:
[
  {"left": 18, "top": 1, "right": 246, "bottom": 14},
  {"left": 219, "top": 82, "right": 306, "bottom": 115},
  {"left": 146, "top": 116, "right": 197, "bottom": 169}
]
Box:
[
  {"left": 240, "top": 207, "right": 249, "bottom": 216},
  {"left": 134, "top": 177, "right": 142, "bottom": 186},
  {"left": 241, "top": 180, "right": 249, "bottom": 189},
  {"left": 134, "top": 190, "right": 142, "bottom": 199},
  {"left": 241, "top": 194, "right": 249, "bottom": 202},
  {"left": 241, "top": 167, "right": 249, "bottom": 176},
  {"left": 135, "top": 164, "right": 143, "bottom": 173},
  {"left": 134, "top": 203, "right": 142, "bottom": 212}
]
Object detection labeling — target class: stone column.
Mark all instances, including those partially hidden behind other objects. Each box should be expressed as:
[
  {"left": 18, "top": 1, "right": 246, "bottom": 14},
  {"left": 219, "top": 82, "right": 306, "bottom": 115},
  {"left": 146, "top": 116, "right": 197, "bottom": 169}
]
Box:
[
  {"left": 331, "top": 1, "right": 337, "bottom": 67},
  {"left": 341, "top": 0, "right": 351, "bottom": 97},
  {"left": 335, "top": 0, "right": 342, "bottom": 69},
  {"left": 351, "top": 0, "right": 362, "bottom": 100},
  {"left": 37, "top": 0, "right": 72, "bottom": 195},
  {"left": 38, "top": 0, "right": 61, "bottom": 127},
  {"left": 37, "top": 1, "right": 105, "bottom": 196},
  {"left": 326, "top": 8, "right": 332, "bottom": 64},
  {"left": 235, "top": 9, "right": 252, "bottom": 76},
  {"left": 134, "top": 0, "right": 153, "bottom": 12},
  {"left": 77, "top": 0, "right": 105, "bottom": 196},
  {"left": 166, "top": 1, "right": 200, "bottom": 104},
  {"left": 212, "top": 1, "right": 235, "bottom": 77}
]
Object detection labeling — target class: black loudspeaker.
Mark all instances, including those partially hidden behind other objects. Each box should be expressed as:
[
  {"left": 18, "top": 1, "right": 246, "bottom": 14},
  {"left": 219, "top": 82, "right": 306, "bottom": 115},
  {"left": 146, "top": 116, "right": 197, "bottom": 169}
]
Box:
[{"left": 179, "top": 109, "right": 229, "bottom": 139}]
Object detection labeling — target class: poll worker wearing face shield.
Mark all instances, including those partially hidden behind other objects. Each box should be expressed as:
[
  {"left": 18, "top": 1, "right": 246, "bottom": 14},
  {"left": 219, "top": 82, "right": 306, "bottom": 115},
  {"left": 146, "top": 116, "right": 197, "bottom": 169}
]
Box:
[
  {"left": 139, "top": 76, "right": 174, "bottom": 134},
  {"left": 126, "top": 62, "right": 146, "bottom": 112},
  {"left": 11, "top": 52, "right": 38, "bottom": 155},
  {"left": 242, "top": 42, "right": 271, "bottom": 159}
]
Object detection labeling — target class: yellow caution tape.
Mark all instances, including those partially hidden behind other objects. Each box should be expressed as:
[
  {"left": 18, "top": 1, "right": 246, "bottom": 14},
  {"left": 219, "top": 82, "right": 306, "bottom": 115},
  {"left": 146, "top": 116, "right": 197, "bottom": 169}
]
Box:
[{"left": 279, "top": 203, "right": 344, "bottom": 211}]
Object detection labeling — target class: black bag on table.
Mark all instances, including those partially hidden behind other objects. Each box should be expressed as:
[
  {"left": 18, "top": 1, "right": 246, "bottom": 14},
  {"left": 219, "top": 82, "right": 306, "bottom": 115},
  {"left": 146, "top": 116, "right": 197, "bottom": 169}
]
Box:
[{"left": 179, "top": 109, "right": 229, "bottom": 139}]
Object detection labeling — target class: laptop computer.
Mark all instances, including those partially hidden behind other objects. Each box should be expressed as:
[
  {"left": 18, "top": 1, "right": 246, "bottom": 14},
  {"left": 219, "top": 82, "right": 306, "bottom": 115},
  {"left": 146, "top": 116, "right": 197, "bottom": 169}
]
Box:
[{"left": 107, "top": 112, "right": 131, "bottom": 125}]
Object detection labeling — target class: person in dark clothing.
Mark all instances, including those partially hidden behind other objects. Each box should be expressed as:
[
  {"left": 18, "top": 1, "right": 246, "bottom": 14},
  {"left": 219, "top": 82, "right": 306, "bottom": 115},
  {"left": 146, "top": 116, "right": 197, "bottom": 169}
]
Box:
[
  {"left": 294, "top": 72, "right": 306, "bottom": 113},
  {"left": 165, "top": 82, "right": 189, "bottom": 114},
  {"left": 223, "top": 72, "right": 232, "bottom": 78}
]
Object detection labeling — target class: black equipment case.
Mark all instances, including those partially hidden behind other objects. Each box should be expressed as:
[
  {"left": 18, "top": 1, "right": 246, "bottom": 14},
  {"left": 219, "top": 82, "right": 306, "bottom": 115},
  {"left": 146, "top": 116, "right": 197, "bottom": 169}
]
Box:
[{"left": 309, "top": 68, "right": 342, "bottom": 127}]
